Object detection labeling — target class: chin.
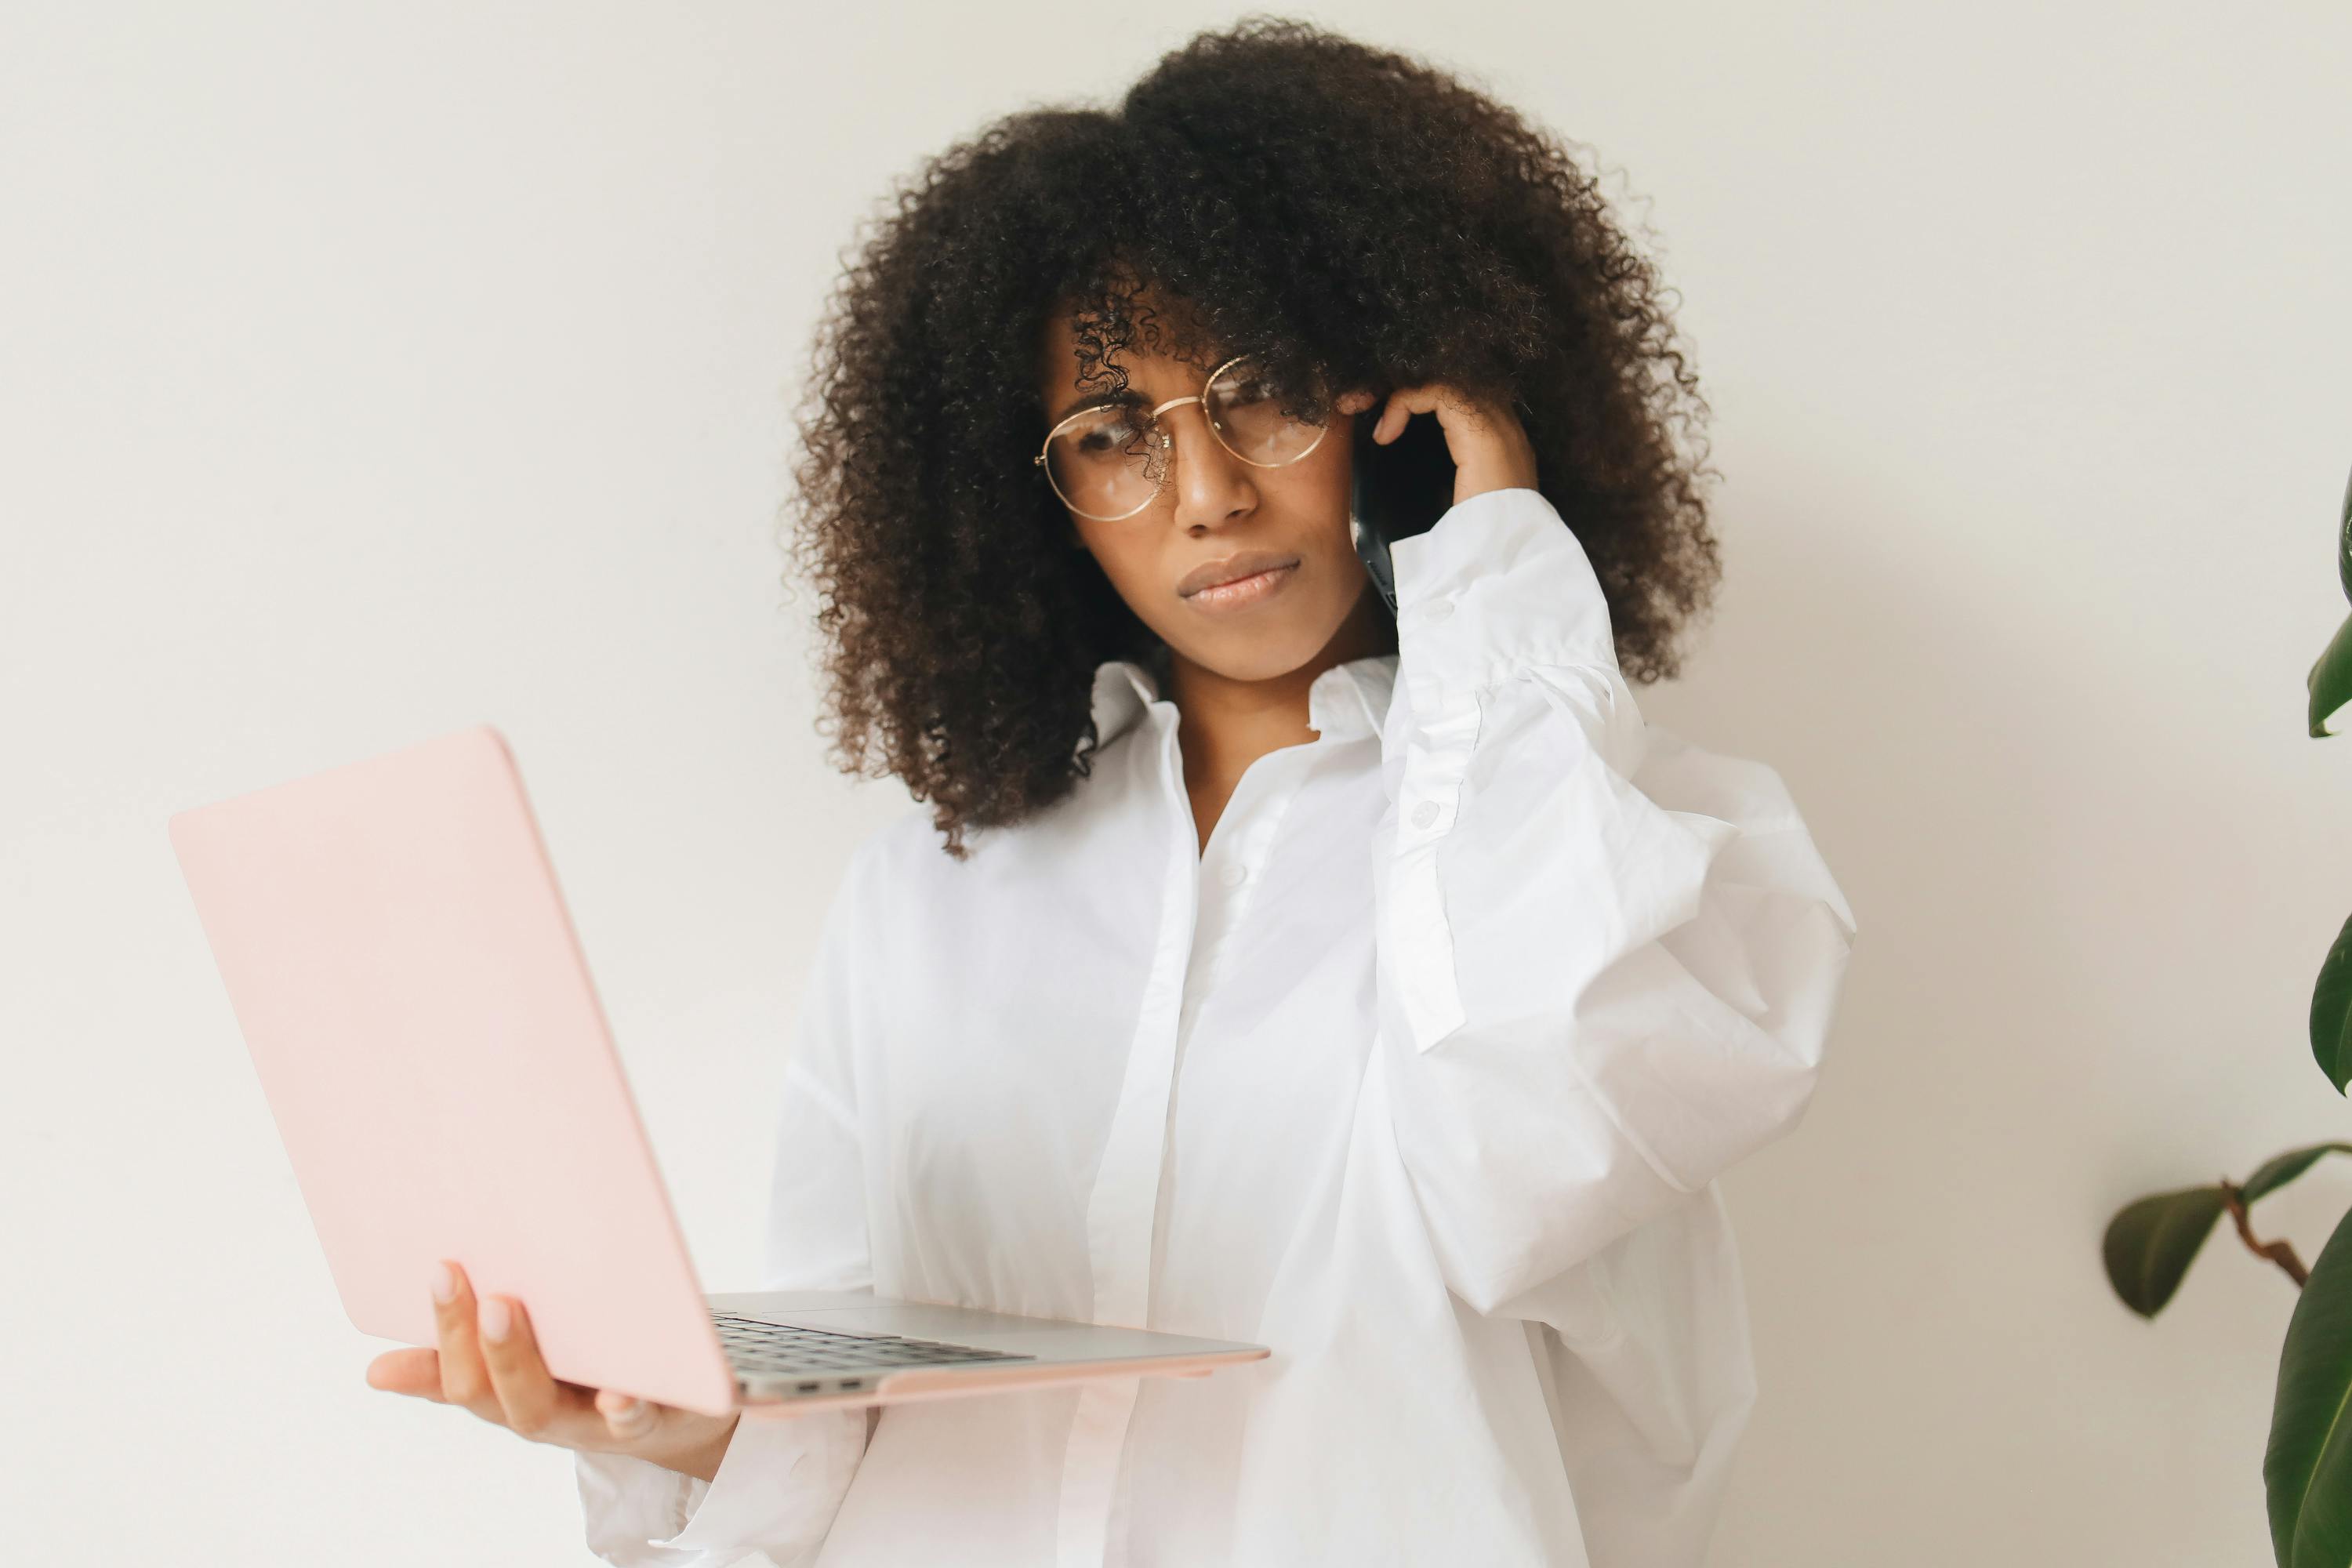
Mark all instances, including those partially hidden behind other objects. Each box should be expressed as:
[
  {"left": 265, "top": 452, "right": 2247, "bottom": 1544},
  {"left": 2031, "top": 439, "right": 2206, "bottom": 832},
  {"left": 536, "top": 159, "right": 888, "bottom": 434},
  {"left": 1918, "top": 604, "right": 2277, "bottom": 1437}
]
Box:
[{"left": 1167, "top": 621, "right": 1351, "bottom": 684}]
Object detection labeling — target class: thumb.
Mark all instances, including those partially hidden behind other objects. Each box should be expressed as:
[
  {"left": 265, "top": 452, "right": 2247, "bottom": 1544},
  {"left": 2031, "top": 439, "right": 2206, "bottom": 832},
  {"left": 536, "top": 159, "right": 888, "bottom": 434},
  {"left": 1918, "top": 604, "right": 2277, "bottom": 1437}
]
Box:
[{"left": 597, "top": 1389, "right": 659, "bottom": 1440}]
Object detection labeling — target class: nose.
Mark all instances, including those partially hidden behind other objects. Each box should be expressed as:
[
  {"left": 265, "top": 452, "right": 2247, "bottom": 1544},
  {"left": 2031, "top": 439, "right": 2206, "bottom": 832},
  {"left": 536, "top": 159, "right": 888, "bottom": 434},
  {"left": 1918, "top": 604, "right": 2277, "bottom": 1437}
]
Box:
[{"left": 1153, "top": 401, "right": 1257, "bottom": 532}]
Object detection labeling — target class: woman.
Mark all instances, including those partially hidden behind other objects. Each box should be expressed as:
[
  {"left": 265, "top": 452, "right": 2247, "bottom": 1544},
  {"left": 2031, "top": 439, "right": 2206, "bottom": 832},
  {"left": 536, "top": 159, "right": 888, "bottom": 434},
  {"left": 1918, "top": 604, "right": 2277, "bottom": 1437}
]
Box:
[{"left": 372, "top": 19, "right": 1857, "bottom": 1566}]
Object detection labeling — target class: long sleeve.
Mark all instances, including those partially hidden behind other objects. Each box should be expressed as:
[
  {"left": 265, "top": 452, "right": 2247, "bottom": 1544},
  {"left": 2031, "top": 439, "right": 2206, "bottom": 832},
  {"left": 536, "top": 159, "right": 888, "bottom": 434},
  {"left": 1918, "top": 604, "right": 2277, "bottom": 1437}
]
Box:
[
  {"left": 1373, "top": 485, "right": 1857, "bottom": 1320},
  {"left": 574, "top": 857, "right": 879, "bottom": 1566}
]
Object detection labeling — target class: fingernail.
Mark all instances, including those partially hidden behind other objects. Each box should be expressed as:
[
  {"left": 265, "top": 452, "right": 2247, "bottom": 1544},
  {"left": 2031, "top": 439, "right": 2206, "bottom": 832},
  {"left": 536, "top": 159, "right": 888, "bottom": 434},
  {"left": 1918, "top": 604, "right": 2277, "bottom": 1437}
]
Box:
[
  {"left": 431, "top": 1261, "right": 456, "bottom": 1305},
  {"left": 606, "top": 1396, "right": 650, "bottom": 1429},
  {"left": 478, "top": 1296, "right": 511, "bottom": 1343}
]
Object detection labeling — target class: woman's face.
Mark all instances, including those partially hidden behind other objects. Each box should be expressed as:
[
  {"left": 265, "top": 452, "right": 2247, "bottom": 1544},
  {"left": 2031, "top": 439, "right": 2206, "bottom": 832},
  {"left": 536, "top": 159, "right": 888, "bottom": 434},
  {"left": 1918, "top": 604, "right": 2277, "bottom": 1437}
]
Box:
[{"left": 1033, "top": 300, "right": 1382, "bottom": 685}]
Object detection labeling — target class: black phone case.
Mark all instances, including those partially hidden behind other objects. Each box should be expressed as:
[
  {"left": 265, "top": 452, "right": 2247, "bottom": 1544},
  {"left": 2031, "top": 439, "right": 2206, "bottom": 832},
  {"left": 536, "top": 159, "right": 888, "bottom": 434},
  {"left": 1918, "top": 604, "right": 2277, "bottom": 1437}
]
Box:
[{"left": 1348, "top": 408, "right": 1458, "bottom": 615}]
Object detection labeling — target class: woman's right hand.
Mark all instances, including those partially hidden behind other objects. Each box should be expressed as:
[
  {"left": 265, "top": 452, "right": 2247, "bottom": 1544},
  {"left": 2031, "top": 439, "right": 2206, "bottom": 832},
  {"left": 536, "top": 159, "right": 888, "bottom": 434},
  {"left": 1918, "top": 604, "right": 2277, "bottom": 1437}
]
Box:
[{"left": 365, "top": 1258, "right": 742, "bottom": 1483}]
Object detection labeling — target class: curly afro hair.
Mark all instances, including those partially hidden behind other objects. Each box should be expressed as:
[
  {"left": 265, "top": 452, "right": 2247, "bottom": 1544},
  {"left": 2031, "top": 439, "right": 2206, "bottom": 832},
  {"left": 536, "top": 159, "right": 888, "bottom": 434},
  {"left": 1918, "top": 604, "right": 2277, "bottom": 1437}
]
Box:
[{"left": 784, "top": 15, "right": 1724, "bottom": 859}]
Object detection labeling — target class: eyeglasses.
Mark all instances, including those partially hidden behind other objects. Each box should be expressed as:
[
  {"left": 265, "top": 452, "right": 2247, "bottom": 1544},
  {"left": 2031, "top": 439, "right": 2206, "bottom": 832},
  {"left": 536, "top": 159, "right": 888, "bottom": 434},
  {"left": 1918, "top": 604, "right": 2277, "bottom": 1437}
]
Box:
[{"left": 1034, "top": 353, "right": 1330, "bottom": 522}]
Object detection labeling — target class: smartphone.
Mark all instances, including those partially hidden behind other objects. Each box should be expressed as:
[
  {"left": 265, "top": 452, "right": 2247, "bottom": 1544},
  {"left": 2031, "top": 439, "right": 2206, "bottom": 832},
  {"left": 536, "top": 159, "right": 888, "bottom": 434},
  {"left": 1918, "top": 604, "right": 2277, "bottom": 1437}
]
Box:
[{"left": 1348, "top": 406, "right": 1458, "bottom": 615}]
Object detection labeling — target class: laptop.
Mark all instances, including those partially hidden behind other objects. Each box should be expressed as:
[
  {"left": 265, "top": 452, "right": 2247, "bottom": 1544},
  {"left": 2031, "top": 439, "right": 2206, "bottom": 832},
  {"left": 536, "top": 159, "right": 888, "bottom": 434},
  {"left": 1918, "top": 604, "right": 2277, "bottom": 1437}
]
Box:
[{"left": 168, "top": 722, "right": 1269, "bottom": 1421}]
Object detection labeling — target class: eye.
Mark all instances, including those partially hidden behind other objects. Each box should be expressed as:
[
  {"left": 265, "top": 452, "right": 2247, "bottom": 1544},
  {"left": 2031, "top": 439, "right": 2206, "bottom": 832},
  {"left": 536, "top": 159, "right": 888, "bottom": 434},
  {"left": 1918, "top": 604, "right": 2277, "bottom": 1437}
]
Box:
[{"left": 1071, "top": 409, "right": 1149, "bottom": 455}]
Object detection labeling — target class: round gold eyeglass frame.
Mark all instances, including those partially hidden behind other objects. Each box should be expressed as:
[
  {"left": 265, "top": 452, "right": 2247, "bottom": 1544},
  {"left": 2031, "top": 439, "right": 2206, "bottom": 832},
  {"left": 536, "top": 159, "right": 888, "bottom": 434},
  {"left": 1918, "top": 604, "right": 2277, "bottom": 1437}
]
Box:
[{"left": 1033, "top": 352, "right": 1331, "bottom": 522}]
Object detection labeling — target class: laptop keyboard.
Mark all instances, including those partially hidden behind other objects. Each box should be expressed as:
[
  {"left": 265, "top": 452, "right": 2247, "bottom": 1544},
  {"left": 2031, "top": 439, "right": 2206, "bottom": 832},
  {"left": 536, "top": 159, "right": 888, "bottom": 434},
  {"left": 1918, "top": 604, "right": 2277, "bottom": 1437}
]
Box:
[{"left": 711, "top": 1312, "right": 1036, "bottom": 1388}]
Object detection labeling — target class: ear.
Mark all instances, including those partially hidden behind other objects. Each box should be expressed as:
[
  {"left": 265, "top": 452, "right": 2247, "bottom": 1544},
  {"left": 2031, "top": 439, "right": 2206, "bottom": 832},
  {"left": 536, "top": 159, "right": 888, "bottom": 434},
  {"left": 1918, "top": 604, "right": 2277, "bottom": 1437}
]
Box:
[{"left": 1334, "top": 388, "right": 1379, "bottom": 418}]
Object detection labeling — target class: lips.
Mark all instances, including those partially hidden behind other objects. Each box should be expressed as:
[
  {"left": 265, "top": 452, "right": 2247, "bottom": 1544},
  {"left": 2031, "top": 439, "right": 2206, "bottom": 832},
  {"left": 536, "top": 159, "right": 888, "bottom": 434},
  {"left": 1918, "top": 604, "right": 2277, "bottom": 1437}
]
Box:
[{"left": 1179, "top": 550, "right": 1302, "bottom": 597}]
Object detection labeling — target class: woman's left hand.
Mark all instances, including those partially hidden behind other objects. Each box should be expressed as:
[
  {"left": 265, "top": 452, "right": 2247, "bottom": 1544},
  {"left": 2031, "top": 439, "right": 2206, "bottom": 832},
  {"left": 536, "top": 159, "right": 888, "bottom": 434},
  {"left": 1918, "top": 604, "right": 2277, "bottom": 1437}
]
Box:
[
  {"left": 365, "top": 1258, "right": 744, "bottom": 1483},
  {"left": 1343, "top": 382, "right": 1540, "bottom": 505}
]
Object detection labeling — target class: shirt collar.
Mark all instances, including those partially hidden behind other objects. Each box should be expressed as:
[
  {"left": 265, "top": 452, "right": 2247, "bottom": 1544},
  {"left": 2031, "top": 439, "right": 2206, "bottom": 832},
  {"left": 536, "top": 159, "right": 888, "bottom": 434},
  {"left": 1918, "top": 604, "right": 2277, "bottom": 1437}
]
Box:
[{"left": 1082, "top": 652, "right": 1396, "bottom": 757}]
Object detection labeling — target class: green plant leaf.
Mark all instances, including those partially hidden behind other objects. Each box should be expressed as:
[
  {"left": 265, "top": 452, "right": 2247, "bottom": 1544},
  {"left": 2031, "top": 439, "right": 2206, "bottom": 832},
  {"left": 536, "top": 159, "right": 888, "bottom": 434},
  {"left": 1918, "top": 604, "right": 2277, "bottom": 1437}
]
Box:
[
  {"left": 2245, "top": 1145, "right": 2352, "bottom": 1206},
  {"left": 2265, "top": 1203, "right": 2352, "bottom": 1566},
  {"left": 2339, "top": 461, "right": 2352, "bottom": 605},
  {"left": 2310, "top": 468, "right": 2352, "bottom": 735},
  {"left": 2312, "top": 617, "right": 2352, "bottom": 738},
  {"left": 2311, "top": 916, "right": 2352, "bottom": 1094},
  {"left": 2310, "top": 619, "right": 2352, "bottom": 739},
  {"left": 2103, "top": 1185, "right": 2230, "bottom": 1317}
]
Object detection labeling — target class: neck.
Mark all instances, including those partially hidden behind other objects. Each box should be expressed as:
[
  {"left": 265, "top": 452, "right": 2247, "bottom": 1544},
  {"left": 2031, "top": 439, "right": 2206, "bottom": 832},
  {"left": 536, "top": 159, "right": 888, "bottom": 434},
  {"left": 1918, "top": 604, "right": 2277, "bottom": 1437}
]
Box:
[{"left": 1162, "top": 586, "right": 1396, "bottom": 851}]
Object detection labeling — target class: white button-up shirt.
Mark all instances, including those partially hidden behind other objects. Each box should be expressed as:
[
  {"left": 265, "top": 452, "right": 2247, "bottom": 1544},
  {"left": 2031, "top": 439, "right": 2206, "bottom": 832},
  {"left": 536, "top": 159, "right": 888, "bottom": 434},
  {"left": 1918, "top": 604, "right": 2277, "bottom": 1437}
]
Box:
[{"left": 574, "top": 486, "right": 1858, "bottom": 1567}]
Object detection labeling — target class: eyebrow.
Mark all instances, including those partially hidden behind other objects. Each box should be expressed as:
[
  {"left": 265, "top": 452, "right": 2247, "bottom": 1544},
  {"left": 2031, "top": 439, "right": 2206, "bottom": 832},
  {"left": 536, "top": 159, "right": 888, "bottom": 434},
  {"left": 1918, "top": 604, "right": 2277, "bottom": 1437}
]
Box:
[{"left": 1045, "top": 388, "right": 1145, "bottom": 429}]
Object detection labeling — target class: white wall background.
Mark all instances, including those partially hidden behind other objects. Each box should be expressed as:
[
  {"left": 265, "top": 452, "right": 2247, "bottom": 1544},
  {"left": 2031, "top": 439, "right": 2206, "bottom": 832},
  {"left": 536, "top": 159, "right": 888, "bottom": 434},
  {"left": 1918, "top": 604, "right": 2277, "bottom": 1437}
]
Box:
[{"left": 5, "top": 2, "right": 2350, "bottom": 1562}]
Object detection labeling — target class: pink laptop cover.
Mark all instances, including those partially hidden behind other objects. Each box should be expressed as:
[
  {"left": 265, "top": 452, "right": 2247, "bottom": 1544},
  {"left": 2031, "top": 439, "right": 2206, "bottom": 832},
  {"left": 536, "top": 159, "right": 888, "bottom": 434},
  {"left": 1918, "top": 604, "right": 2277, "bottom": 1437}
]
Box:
[{"left": 169, "top": 724, "right": 741, "bottom": 1417}]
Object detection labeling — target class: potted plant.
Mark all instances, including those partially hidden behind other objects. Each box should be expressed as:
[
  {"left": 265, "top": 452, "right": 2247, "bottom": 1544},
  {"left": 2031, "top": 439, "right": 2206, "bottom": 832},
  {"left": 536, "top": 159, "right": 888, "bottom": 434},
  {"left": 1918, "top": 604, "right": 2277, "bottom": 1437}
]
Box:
[{"left": 2102, "top": 467, "right": 2352, "bottom": 1566}]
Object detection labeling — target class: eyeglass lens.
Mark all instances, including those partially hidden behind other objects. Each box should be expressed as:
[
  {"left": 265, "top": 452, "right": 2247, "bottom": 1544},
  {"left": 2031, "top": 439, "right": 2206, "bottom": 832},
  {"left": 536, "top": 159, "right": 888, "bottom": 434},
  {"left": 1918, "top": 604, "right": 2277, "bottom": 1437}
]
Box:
[{"left": 1044, "top": 358, "right": 1326, "bottom": 521}]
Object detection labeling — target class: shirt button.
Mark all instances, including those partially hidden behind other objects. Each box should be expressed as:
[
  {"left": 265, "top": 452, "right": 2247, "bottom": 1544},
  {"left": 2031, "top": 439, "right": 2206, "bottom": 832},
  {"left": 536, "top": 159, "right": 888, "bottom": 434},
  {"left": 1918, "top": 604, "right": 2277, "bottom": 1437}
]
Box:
[
  {"left": 1218, "top": 862, "right": 1248, "bottom": 888},
  {"left": 1422, "top": 598, "right": 1455, "bottom": 623},
  {"left": 1411, "top": 800, "right": 1439, "bottom": 829}
]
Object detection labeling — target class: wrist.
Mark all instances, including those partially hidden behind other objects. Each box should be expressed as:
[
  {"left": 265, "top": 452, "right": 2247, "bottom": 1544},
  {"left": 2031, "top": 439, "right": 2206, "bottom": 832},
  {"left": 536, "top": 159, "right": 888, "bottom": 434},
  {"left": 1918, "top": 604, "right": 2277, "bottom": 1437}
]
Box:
[
  {"left": 1451, "top": 472, "right": 1539, "bottom": 506},
  {"left": 659, "top": 1412, "right": 742, "bottom": 1484}
]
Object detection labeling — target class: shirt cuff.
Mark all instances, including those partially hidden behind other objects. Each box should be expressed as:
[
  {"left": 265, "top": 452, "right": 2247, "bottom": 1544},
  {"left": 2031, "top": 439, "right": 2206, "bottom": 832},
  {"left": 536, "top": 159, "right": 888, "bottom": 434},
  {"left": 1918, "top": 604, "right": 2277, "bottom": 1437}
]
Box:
[
  {"left": 1385, "top": 485, "right": 1617, "bottom": 714},
  {"left": 573, "top": 1408, "right": 867, "bottom": 1566},
  {"left": 656, "top": 1406, "right": 868, "bottom": 1556},
  {"left": 574, "top": 1446, "right": 702, "bottom": 1566}
]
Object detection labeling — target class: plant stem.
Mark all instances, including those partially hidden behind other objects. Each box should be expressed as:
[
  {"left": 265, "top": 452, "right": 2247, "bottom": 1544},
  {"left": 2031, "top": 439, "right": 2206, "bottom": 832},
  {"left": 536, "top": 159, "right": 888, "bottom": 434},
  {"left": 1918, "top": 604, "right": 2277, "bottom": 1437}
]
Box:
[{"left": 2219, "top": 1179, "right": 2310, "bottom": 1287}]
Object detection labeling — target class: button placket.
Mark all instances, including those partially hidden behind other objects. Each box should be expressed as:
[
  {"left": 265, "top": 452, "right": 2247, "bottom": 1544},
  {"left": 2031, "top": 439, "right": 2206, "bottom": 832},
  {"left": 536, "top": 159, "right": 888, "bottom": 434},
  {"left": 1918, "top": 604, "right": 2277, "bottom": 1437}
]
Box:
[
  {"left": 1189, "top": 749, "right": 1311, "bottom": 1002},
  {"left": 1059, "top": 710, "right": 1198, "bottom": 1568},
  {"left": 1060, "top": 719, "right": 1327, "bottom": 1568},
  {"left": 1168, "top": 752, "right": 1310, "bottom": 1256}
]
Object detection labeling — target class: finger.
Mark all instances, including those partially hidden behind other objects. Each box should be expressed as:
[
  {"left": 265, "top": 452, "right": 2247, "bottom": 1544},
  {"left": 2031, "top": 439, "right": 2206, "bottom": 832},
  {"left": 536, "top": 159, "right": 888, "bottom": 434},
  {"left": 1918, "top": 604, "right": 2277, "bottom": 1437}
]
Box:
[
  {"left": 365, "top": 1345, "right": 448, "bottom": 1401},
  {"left": 430, "top": 1259, "right": 499, "bottom": 1420},
  {"left": 1374, "top": 384, "right": 1447, "bottom": 444},
  {"left": 477, "top": 1295, "right": 599, "bottom": 1442}
]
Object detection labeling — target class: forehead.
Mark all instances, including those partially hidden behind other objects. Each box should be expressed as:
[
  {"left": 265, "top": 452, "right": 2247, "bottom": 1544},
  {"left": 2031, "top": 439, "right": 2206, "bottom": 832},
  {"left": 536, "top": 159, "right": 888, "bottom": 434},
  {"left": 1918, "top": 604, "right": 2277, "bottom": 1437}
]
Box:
[{"left": 1033, "top": 289, "right": 1229, "bottom": 397}]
